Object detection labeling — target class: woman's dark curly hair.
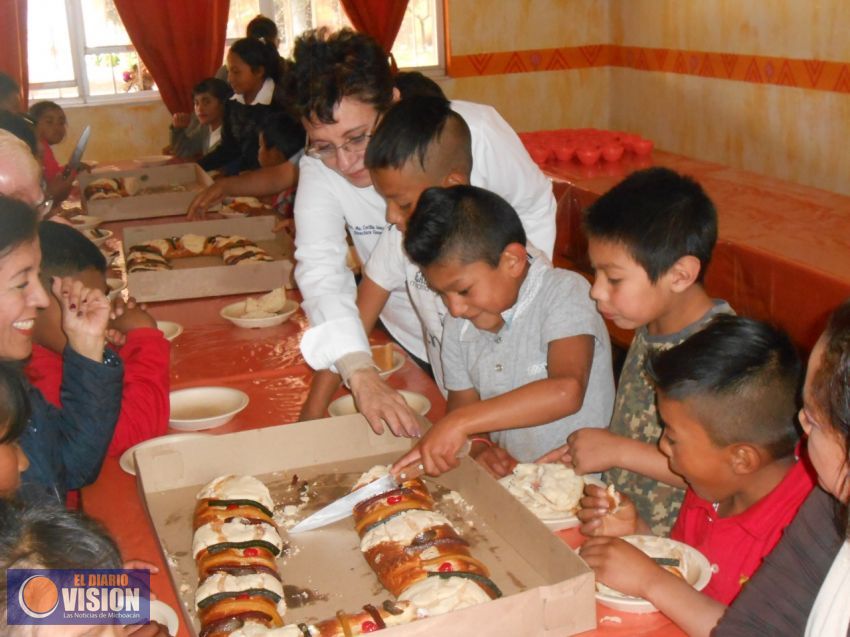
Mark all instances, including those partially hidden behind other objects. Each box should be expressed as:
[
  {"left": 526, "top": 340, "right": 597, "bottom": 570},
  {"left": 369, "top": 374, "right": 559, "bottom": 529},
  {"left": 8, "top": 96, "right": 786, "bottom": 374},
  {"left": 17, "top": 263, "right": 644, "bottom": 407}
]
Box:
[{"left": 292, "top": 28, "right": 394, "bottom": 123}]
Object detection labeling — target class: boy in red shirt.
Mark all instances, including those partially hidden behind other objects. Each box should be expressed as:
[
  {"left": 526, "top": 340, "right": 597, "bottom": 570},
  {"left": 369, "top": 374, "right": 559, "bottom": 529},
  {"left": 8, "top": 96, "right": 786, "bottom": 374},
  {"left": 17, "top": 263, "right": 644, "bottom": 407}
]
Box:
[
  {"left": 26, "top": 221, "right": 170, "bottom": 456},
  {"left": 580, "top": 315, "right": 815, "bottom": 637}
]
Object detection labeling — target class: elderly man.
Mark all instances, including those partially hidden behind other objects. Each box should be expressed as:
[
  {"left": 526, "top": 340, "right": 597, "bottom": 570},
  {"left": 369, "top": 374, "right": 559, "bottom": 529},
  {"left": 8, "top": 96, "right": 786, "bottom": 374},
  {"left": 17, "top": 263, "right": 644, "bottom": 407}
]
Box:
[{"left": 0, "top": 130, "right": 42, "bottom": 206}]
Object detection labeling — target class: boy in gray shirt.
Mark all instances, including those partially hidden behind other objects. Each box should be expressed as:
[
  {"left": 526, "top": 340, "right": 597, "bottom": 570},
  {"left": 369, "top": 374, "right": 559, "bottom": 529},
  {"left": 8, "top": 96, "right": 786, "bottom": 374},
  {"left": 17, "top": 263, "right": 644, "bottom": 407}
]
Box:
[{"left": 392, "top": 185, "right": 614, "bottom": 478}]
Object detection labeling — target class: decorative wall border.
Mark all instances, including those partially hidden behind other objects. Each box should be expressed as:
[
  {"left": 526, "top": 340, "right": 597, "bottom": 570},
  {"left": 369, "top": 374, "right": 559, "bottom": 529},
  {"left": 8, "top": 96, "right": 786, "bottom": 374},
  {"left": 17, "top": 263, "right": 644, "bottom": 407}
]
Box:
[{"left": 448, "top": 44, "right": 850, "bottom": 94}]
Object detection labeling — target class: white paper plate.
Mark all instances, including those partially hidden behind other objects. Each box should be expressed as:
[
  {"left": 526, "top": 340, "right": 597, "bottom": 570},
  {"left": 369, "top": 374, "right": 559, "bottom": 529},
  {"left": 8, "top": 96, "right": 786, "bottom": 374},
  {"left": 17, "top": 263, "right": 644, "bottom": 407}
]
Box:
[
  {"left": 328, "top": 390, "right": 431, "bottom": 417},
  {"left": 370, "top": 345, "right": 405, "bottom": 379},
  {"left": 149, "top": 600, "right": 179, "bottom": 635},
  {"left": 220, "top": 298, "right": 299, "bottom": 329},
  {"left": 69, "top": 214, "right": 102, "bottom": 230},
  {"left": 156, "top": 321, "right": 183, "bottom": 341},
  {"left": 106, "top": 277, "right": 126, "bottom": 301},
  {"left": 595, "top": 535, "right": 712, "bottom": 613},
  {"left": 169, "top": 387, "right": 249, "bottom": 431},
  {"left": 119, "top": 433, "right": 212, "bottom": 476}
]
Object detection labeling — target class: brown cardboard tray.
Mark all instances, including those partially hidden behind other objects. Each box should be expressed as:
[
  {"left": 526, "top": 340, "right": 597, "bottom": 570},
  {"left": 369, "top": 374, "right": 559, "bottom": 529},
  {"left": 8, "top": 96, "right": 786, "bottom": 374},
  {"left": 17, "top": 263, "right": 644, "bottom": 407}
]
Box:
[
  {"left": 79, "top": 163, "right": 212, "bottom": 221},
  {"left": 122, "top": 216, "right": 293, "bottom": 303},
  {"left": 134, "top": 415, "right": 596, "bottom": 636}
]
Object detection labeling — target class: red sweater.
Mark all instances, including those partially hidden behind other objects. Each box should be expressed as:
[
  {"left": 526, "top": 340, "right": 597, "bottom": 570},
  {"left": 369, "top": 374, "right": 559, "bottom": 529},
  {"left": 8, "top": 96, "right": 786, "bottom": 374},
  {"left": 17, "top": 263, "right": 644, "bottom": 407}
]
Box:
[
  {"left": 26, "top": 328, "right": 170, "bottom": 457},
  {"left": 40, "top": 139, "right": 63, "bottom": 181}
]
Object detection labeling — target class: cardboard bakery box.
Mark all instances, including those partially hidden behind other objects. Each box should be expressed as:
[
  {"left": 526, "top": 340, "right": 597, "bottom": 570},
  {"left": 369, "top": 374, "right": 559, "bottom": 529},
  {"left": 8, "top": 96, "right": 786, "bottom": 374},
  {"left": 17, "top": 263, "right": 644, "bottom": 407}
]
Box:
[
  {"left": 79, "top": 163, "right": 212, "bottom": 221},
  {"left": 123, "top": 216, "right": 294, "bottom": 302},
  {"left": 134, "top": 415, "right": 597, "bottom": 636}
]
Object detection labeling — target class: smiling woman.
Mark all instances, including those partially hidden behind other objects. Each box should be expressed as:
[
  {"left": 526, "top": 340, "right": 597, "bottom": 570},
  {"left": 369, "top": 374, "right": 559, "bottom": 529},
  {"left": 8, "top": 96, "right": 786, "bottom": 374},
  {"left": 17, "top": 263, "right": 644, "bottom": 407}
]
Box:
[{"left": 0, "top": 197, "right": 125, "bottom": 504}]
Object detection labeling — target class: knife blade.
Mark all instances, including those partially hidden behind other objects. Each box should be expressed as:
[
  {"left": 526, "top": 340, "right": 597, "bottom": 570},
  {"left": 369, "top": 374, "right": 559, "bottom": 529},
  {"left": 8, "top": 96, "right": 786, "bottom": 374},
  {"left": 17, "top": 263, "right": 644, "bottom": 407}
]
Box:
[
  {"left": 287, "top": 440, "right": 470, "bottom": 534},
  {"left": 63, "top": 125, "right": 91, "bottom": 178},
  {"left": 288, "top": 472, "right": 399, "bottom": 534}
]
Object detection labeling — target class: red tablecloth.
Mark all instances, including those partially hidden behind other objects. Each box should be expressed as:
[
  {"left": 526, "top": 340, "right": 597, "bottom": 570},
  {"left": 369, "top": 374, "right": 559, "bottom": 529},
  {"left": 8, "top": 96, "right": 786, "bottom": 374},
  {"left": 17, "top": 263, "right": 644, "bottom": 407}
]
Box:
[{"left": 544, "top": 148, "right": 850, "bottom": 351}]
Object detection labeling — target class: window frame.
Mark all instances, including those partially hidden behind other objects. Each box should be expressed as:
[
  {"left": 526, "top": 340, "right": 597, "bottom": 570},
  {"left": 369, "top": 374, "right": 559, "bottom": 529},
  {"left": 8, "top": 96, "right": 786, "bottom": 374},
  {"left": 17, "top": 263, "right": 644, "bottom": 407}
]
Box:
[{"left": 28, "top": 0, "right": 446, "bottom": 107}]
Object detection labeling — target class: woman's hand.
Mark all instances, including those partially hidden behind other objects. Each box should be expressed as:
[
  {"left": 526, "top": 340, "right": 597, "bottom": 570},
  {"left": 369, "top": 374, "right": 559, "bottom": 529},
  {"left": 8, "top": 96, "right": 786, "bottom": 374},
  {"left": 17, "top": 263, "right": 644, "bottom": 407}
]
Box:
[
  {"left": 349, "top": 368, "right": 421, "bottom": 437},
  {"left": 53, "top": 276, "right": 110, "bottom": 362}
]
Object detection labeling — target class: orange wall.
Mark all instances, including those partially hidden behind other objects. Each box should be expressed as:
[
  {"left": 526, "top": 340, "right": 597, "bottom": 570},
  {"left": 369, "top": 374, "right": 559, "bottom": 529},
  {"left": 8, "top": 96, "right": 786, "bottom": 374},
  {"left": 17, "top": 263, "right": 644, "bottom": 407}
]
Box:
[
  {"left": 442, "top": 0, "right": 611, "bottom": 131},
  {"left": 608, "top": 0, "right": 850, "bottom": 195}
]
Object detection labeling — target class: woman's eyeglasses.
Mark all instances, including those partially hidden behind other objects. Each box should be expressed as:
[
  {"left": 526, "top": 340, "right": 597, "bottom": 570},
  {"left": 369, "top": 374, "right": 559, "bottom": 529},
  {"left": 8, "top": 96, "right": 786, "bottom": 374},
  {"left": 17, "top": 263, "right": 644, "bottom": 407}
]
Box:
[{"left": 305, "top": 131, "right": 372, "bottom": 162}]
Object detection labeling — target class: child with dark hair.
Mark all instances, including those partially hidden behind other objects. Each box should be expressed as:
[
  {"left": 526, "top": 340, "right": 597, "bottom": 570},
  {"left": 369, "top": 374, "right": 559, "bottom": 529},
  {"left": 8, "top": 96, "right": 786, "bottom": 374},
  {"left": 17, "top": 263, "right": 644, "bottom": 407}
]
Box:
[
  {"left": 711, "top": 301, "right": 850, "bottom": 636},
  {"left": 0, "top": 363, "right": 31, "bottom": 499},
  {"left": 393, "top": 71, "right": 446, "bottom": 99},
  {"left": 580, "top": 315, "right": 815, "bottom": 636},
  {"left": 298, "top": 95, "right": 560, "bottom": 436},
  {"left": 169, "top": 78, "right": 233, "bottom": 159},
  {"left": 246, "top": 14, "right": 279, "bottom": 47},
  {"left": 199, "top": 38, "right": 303, "bottom": 175},
  {"left": 543, "top": 167, "right": 733, "bottom": 535},
  {"left": 0, "top": 72, "right": 21, "bottom": 112},
  {"left": 25, "top": 221, "right": 169, "bottom": 457},
  {"left": 389, "top": 184, "right": 614, "bottom": 477},
  {"left": 28, "top": 101, "right": 67, "bottom": 181}
]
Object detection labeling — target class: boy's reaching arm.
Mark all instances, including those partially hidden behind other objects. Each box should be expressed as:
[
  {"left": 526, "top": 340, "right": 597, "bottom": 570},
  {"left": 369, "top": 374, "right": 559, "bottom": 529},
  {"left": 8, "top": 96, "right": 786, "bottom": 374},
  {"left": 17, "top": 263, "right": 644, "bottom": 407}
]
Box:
[
  {"left": 581, "top": 537, "right": 725, "bottom": 637},
  {"left": 394, "top": 334, "right": 594, "bottom": 475},
  {"left": 539, "top": 429, "right": 687, "bottom": 489}
]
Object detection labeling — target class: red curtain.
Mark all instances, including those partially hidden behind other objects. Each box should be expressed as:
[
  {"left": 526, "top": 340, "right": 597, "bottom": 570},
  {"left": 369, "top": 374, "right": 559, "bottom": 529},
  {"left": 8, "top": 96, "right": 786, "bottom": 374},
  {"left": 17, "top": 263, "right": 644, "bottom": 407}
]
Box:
[
  {"left": 0, "top": 0, "right": 28, "bottom": 107},
  {"left": 340, "top": 0, "right": 409, "bottom": 70},
  {"left": 114, "top": 0, "right": 230, "bottom": 114}
]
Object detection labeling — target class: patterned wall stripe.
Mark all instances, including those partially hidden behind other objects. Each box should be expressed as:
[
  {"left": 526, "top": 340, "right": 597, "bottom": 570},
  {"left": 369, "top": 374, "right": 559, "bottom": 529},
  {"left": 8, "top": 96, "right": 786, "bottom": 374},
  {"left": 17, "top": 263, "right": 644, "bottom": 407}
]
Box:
[{"left": 447, "top": 44, "right": 850, "bottom": 93}]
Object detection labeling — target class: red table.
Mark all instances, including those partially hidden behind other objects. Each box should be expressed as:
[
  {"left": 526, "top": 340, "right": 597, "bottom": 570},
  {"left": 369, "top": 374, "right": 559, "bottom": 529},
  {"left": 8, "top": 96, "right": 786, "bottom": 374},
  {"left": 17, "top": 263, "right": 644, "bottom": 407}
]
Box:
[{"left": 543, "top": 148, "right": 850, "bottom": 352}]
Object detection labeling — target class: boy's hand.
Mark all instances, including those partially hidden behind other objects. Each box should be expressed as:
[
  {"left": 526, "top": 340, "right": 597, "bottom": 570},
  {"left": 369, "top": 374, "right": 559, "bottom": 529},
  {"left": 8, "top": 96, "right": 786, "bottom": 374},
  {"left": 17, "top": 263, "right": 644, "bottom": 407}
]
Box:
[
  {"left": 349, "top": 368, "right": 420, "bottom": 437},
  {"left": 187, "top": 182, "right": 226, "bottom": 219},
  {"left": 471, "top": 443, "right": 518, "bottom": 478},
  {"left": 577, "top": 484, "right": 639, "bottom": 537},
  {"left": 391, "top": 416, "right": 470, "bottom": 476},
  {"left": 53, "top": 276, "right": 110, "bottom": 362},
  {"left": 579, "top": 536, "right": 661, "bottom": 599},
  {"left": 109, "top": 296, "right": 156, "bottom": 335},
  {"left": 172, "top": 112, "right": 191, "bottom": 128},
  {"left": 537, "top": 428, "right": 624, "bottom": 475}
]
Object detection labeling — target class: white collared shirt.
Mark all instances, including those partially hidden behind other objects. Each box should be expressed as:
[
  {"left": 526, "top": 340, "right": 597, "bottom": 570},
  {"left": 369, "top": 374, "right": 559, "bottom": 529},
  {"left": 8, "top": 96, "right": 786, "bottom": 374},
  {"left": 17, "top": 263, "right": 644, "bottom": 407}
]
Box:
[
  {"left": 230, "top": 77, "right": 275, "bottom": 106},
  {"left": 296, "top": 100, "right": 557, "bottom": 371}
]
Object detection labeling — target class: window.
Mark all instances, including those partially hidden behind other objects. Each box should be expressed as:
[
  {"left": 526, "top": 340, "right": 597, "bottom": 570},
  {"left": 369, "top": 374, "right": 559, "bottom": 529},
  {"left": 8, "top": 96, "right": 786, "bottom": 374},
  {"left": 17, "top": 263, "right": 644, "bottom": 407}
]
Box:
[{"left": 28, "top": 0, "right": 443, "bottom": 105}]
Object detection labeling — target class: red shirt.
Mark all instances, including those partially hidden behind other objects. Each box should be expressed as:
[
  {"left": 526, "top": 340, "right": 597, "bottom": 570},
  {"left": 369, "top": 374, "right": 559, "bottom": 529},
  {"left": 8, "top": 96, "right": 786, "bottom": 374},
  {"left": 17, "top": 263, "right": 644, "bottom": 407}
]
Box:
[
  {"left": 26, "top": 328, "right": 171, "bottom": 457},
  {"left": 40, "top": 138, "right": 63, "bottom": 181},
  {"left": 670, "top": 449, "right": 816, "bottom": 604}
]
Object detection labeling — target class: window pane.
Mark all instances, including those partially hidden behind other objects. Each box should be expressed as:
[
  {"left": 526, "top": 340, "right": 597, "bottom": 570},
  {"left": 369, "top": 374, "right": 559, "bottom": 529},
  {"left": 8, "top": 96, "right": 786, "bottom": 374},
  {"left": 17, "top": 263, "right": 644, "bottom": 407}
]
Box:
[
  {"left": 227, "top": 0, "right": 262, "bottom": 40},
  {"left": 80, "top": 0, "right": 131, "bottom": 48},
  {"left": 27, "top": 0, "right": 75, "bottom": 84},
  {"left": 30, "top": 86, "right": 80, "bottom": 100},
  {"left": 272, "top": 0, "right": 350, "bottom": 56},
  {"left": 394, "top": 0, "right": 439, "bottom": 68},
  {"left": 85, "top": 52, "right": 156, "bottom": 96}
]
